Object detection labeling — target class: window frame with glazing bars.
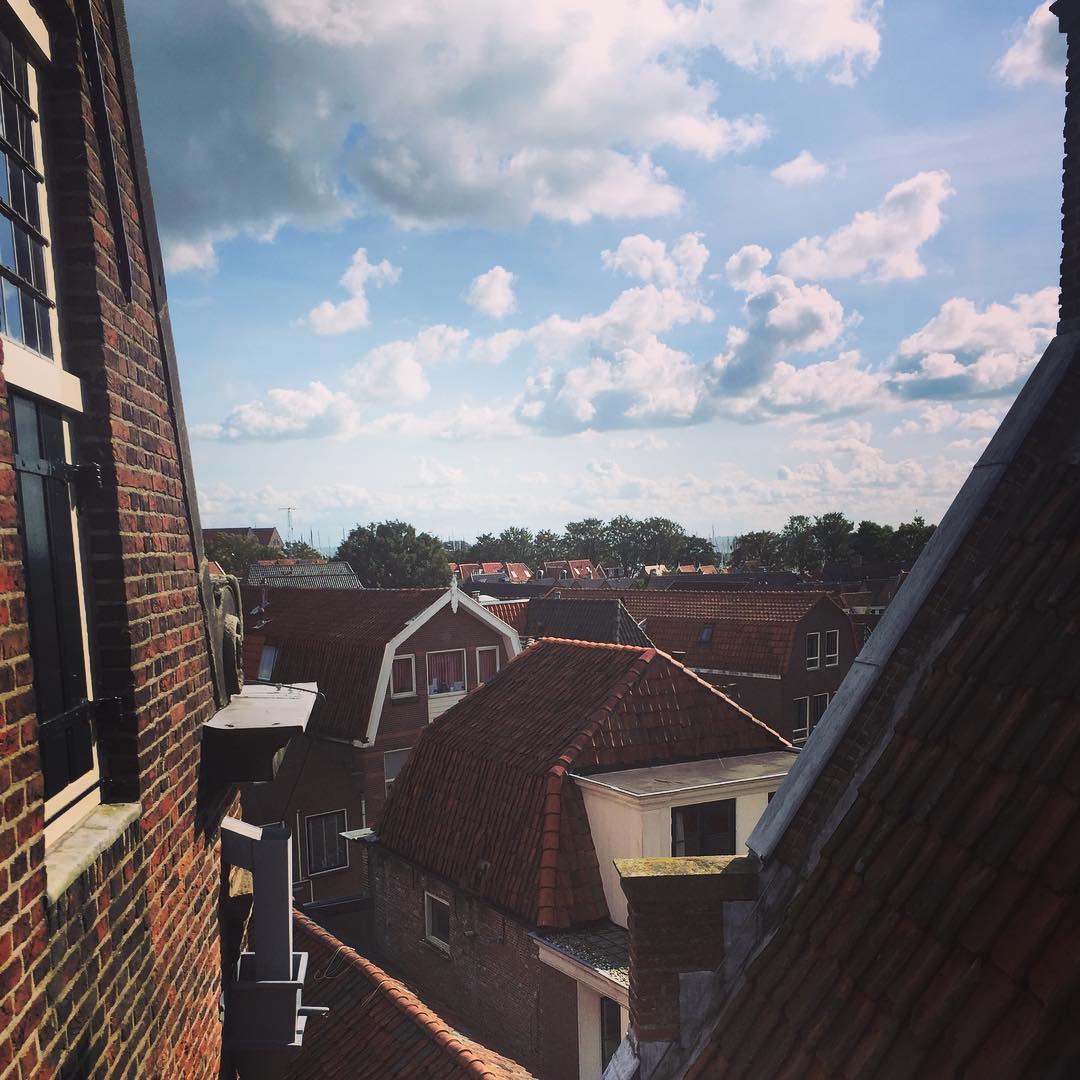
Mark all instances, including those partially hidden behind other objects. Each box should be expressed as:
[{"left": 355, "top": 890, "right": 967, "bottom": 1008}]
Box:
[
  {"left": 825, "top": 628, "right": 840, "bottom": 667},
  {"left": 475, "top": 645, "right": 499, "bottom": 685},
  {"left": 805, "top": 631, "right": 821, "bottom": 670},
  {"left": 792, "top": 695, "right": 810, "bottom": 745},
  {"left": 304, "top": 808, "right": 349, "bottom": 877},
  {"left": 390, "top": 653, "right": 416, "bottom": 699}
]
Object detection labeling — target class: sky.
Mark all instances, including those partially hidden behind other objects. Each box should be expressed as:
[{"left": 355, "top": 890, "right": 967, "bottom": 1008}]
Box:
[{"left": 125, "top": 1, "right": 1065, "bottom": 547}]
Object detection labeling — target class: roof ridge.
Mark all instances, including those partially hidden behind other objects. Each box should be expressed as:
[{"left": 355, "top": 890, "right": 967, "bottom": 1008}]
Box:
[
  {"left": 292, "top": 911, "right": 510, "bottom": 1079},
  {"left": 534, "top": 635, "right": 653, "bottom": 652}
]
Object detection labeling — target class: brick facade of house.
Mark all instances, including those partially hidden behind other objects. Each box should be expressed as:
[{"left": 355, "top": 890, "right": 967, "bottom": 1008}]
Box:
[{"left": 0, "top": 2, "right": 235, "bottom": 1077}]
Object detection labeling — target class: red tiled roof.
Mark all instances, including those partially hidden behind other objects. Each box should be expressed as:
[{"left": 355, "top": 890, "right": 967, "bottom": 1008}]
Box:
[
  {"left": 566, "top": 589, "right": 834, "bottom": 623},
  {"left": 288, "top": 912, "right": 533, "bottom": 1079},
  {"left": 486, "top": 601, "right": 528, "bottom": 632},
  {"left": 682, "top": 330, "right": 1080, "bottom": 1074},
  {"left": 458, "top": 563, "right": 481, "bottom": 579},
  {"left": 240, "top": 587, "right": 442, "bottom": 739},
  {"left": 504, "top": 562, "right": 533, "bottom": 583},
  {"left": 642, "top": 615, "right": 801, "bottom": 676},
  {"left": 480, "top": 562, "right": 505, "bottom": 575},
  {"left": 378, "top": 639, "right": 788, "bottom": 928}
]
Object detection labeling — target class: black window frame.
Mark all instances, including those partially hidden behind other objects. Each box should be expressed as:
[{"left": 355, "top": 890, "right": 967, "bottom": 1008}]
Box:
[
  {"left": 601, "top": 996, "right": 623, "bottom": 1070},
  {"left": 671, "top": 798, "right": 736, "bottom": 857},
  {"left": 304, "top": 809, "right": 348, "bottom": 876}
]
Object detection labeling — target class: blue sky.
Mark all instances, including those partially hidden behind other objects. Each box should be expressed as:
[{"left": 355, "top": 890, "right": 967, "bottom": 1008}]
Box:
[{"left": 127, "top": 1, "right": 1063, "bottom": 546}]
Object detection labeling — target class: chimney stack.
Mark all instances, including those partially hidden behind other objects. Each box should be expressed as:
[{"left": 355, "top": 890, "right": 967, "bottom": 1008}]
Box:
[{"left": 1053, "top": 1, "right": 1080, "bottom": 328}]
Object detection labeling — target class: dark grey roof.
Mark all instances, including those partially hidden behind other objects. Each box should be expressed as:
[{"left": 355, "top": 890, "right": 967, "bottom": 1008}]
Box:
[
  {"left": 246, "top": 562, "right": 362, "bottom": 590},
  {"left": 535, "top": 922, "right": 629, "bottom": 989},
  {"left": 524, "top": 597, "right": 652, "bottom": 647}
]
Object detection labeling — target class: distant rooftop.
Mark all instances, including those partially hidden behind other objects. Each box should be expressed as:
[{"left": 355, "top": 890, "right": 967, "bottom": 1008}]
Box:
[
  {"left": 246, "top": 560, "right": 362, "bottom": 590},
  {"left": 574, "top": 750, "right": 797, "bottom": 797}
]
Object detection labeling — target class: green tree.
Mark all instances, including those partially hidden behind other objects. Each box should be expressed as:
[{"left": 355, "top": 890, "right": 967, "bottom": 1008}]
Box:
[
  {"left": 465, "top": 533, "right": 501, "bottom": 562},
  {"left": 605, "top": 515, "right": 644, "bottom": 574},
  {"left": 282, "top": 539, "right": 321, "bottom": 560},
  {"left": 637, "top": 516, "right": 686, "bottom": 568},
  {"left": 781, "top": 515, "right": 820, "bottom": 574},
  {"left": 730, "top": 530, "right": 782, "bottom": 569},
  {"left": 891, "top": 515, "right": 936, "bottom": 564},
  {"left": 532, "top": 529, "right": 565, "bottom": 565},
  {"left": 204, "top": 533, "right": 279, "bottom": 577},
  {"left": 812, "top": 512, "right": 854, "bottom": 567},
  {"left": 497, "top": 526, "right": 536, "bottom": 565},
  {"left": 677, "top": 535, "right": 717, "bottom": 566},
  {"left": 853, "top": 520, "right": 895, "bottom": 565},
  {"left": 562, "top": 517, "right": 611, "bottom": 564},
  {"left": 336, "top": 520, "right": 450, "bottom": 587}
]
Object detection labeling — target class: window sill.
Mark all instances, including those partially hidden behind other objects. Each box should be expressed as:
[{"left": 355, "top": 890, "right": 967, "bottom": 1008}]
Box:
[
  {"left": 45, "top": 802, "right": 140, "bottom": 907},
  {"left": 422, "top": 937, "right": 452, "bottom": 959},
  {"left": 390, "top": 693, "right": 418, "bottom": 702}
]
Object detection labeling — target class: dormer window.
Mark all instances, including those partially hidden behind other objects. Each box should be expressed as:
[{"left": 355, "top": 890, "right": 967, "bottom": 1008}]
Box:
[{"left": 699, "top": 624, "right": 713, "bottom": 643}]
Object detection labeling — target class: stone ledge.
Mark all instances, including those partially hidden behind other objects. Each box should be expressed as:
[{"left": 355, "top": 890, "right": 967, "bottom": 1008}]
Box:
[
  {"left": 616, "top": 856, "right": 759, "bottom": 903},
  {"left": 45, "top": 802, "right": 141, "bottom": 907}
]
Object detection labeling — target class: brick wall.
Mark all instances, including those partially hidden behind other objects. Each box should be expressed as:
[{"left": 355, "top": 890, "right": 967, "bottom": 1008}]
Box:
[
  {"left": 371, "top": 845, "right": 577, "bottom": 1080},
  {"left": 0, "top": 2, "right": 235, "bottom": 1077}
]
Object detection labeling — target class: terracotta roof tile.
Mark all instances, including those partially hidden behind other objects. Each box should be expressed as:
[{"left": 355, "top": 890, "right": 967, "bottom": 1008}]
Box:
[
  {"left": 378, "top": 639, "right": 788, "bottom": 928},
  {"left": 287, "top": 912, "right": 533, "bottom": 1078}
]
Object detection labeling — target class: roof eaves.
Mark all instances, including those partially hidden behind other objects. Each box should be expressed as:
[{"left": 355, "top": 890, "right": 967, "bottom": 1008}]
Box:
[{"left": 749, "top": 329, "right": 1079, "bottom": 861}]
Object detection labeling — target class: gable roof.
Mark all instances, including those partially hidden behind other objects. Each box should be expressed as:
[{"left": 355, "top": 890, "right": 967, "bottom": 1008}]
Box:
[
  {"left": 378, "top": 639, "right": 788, "bottom": 928},
  {"left": 523, "top": 597, "right": 652, "bottom": 647},
  {"left": 246, "top": 561, "right": 362, "bottom": 590},
  {"left": 504, "top": 562, "right": 533, "bottom": 583},
  {"left": 288, "top": 911, "right": 533, "bottom": 1079},
  {"left": 681, "top": 333, "right": 1080, "bottom": 1071},
  {"left": 241, "top": 587, "right": 519, "bottom": 741}
]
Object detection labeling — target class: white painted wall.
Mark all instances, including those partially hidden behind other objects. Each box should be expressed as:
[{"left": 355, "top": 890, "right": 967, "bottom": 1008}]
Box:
[
  {"left": 577, "top": 983, "right": 602, "bottom": 1080},
  {"left": 577, "top": 781, "right": 783, "bottom": 927},
  {"left": 427, "top": 691, "right": 465, "bottom": 722}
]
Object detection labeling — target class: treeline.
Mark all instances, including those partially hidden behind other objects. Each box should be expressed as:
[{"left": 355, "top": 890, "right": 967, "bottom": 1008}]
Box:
[{"left": 731, "top": 513, "right": 936, "bottom": 574}]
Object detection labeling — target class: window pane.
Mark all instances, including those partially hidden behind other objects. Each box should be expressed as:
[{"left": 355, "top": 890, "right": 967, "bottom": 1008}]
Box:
[
  {"left": 4, "top": 278, "right": 22, "bottom": 340},
  {"left": 8, "top": 158, "right": 23, "bottom": 218},
  {"left": 306, "top": 811, "right": 346, "bottom": 874},
  {"left": 23, "top": 170, "right": 38, "bottom": 229},
  {"left": 427, "top": 895, "right": 450, "bottom": 945},
  {"left": 0, "top": 152, "right": 9, "bottom": 206},
  {"left": 257, "top": 644, "right": 277, "bottom": 681},
  {"left": 0, "top": 35, "right": 13, "bottom": 89},
  {"left": 384, "top": 747, "right": 411, "bottom": 785},
  {"left": 0, "top": 216, "right": 15, "bottom": 272},
  {"left": 17, "top": 111, "right": 31, "bottom": 166},
  {"left": 391, "top": 656, "right": 414, "bottom": 694},
  {"left": 477, "top": 648, "right": 498, "bottom": 683},
  {"left": 671, "top": 799, "right": 735, "bottom": 856},
  {"left": 20, "top": 289, "right": 36, "bottom": 351},
  {"left": 12, "top": 49, "right": 27, "bottom": 101},
  {"left": 428, "top": 650, "right": 465, "bottom": 693},
  {"left": 1, "top": 89, "right": 15, "bottom": 152},
  {"left": 35, "top": 299, "right": 51, "bottom": 358},
  {"left": 601, "top": 997, "right": 623, "bottom": 1071},
  {"left": 30, "top": 240, "right": 44, "bottom": 291},
  {"left": 793, "top": 698, "right": 810, "bottom": 742},
  {"left": 14, "top": 222, "right": 29, "bottom": 280}
]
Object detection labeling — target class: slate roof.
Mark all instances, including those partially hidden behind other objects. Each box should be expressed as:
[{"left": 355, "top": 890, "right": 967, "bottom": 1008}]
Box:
[
  {"left": 377, "top": 639, "right": 788, "bottom": 928},
  {"left": 288, "top": 911, "right": 533, "bottom": 1079},
  {"left": 680, "top": 329, "right": 1080, "bottom": 1075},
  {"left": 536, "top": 921, "right": 630, "bottom": 989},
  {"left": 522, "top": 598, "right": 653, "bottom": 647},
  {"left": 240, "top": 587, "right": 442, "bottom": 739},
  {"left": 246, "top": 561, "right": 362, "bottom": 590}
]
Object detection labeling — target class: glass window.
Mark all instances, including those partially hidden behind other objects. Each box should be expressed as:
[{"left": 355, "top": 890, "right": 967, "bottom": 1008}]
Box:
[
  {"left": 391, "top": 655, "right": 415, "bottom": 696},
  {"left": 425, "top": 892, "right": 450, "bottom": 951},
  {"left": 427, "top": 649, "right": 466, "bottom": 694},
  {"left": 812, "top": 693, "right": 830, "bottom": 732},
  {"left": 792, "top": 697, "right": 810, "bottom": 744},
  {"left": 383, "top": 747, "right": 412, "bottom": 793},
  {"left": 257, "top": 644, "right": 278, "bottom": 681},
  {"left": 476, "top": 646, "right": 499, "bottom": 684},
  {"left": 825, "top": 629, "right": 840, "bottom": 666},
  {"left": 806, "top": 632, "right": 821, "bottom": 670},
  {"left": 305, "top": 810, "right": 347, "bottom": 875},
  {"left": 671, "top": 799, "right": 736, "bottom": 857},
  {"left": 699, "top": 624, "right": 713, "bottom": 643},
  {"left": 601, "top": 997, "right": 623, "bottom": 1071}
]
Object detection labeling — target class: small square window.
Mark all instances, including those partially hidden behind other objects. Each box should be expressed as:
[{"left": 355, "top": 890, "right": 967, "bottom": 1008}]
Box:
[
  {"left": 806, "top": 632, "right": 821, "bottom": 670},
  {"left": 427, "top": 649, "right": 466, "bottom": 695},
  {"left": 671, "top": 799, "right": 736, "bottom": 856},
  {"left": 391, "top": 654, "right": 416, "bottom": 697},
  {"left": 305, "top": 810, "right": 348, "bottom": 876},
  {"left": 425, "top": 892, "right": 451, "bottom": 952},
  {"left": 699, "top": 624, "right": 713, "bottom": 643},
  {"left": 825, "top": 629, "right": 840, "bottom": 667}
]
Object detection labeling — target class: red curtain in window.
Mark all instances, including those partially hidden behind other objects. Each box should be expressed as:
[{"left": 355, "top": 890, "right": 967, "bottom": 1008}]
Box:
[
  {"left": 427, "top": 651, "right": 465, "bottom": 693},
  {"left": 477, "top": 648, "right": 498, "bottom": 683},
  {"left": 391, "top": 656, "right": 413, "bottom": 694}
]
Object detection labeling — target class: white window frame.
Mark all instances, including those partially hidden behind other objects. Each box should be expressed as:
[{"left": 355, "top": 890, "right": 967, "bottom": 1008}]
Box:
[
  {"left": 390, "top": 653, "right": 417, "bottom": 699},
  {"left": 811, "top": 692, "right": 830, "bottom": 734},
  {"left": 792, "top": 696, "right": 810, "bottom": 745},
  {"left": 426, "top": 647, "right": 467, "bottom": 696},
  {"left": 383, "top": 747, "right": 412, "bottom": 795},
  {"left": 805, "top": 632, "right": 821, "bottom": 671},
  {"left": 424, "top": 891, "right": 451, "bottom": 953},
  {"left": 257, "top": 644, "right": 278, "bottom": 681},
  {"left": 825, "top": 629, "right": 840, "bottom": 667},
  {"left": 476, "top": 645, "right": 500, "bottom": 685},
  {"left": 304, "top": 808, "right": 349, "bottom": 877}
]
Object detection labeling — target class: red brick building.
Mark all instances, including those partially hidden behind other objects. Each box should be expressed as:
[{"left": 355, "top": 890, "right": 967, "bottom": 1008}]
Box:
[
  {"left": 369, "top": 638, "right": 792, "bottom": 1079},
  {"left": 558, "top": 590, "right": 857, "bottom": 743},
  {"left": 0, "top": 2, "right": 314, "bottom": 1076},
  {"left": 240, "top": 585, "right": 521, "bottom": 920}
]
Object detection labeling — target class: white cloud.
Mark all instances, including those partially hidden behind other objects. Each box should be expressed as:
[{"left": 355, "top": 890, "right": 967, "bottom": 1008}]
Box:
[
  {"left": 778, "top": 171, "right": 954, "bottom": 282},
  {"left": 890, "top": 403, "right": 1003, "bottom": 436},
  {"left": 712, "top": 245, "right": 848, "bottom": 392},
  {"left": 601, "top": 233, "right": 709, "bottom": 288},
  {"left": 946, "top": 436, "right": 992, "bottom": 453},
  {"left": 307, "top": 248, "right": 401, "bottom": 334},
  {"left": 164, "top": 237, "right": 221, "bottom": 274},
  {"left": 344, "top": 325, "right": 470, "bottom": 403},
  {"left": 890, "top": 288, "right": 1057, "bottom": 399},
  {"left": 468, "top": 329, "right": 527, "bottom": 365},
  {"left": 771, "top": 150, "right": 828, "bottom": 185},
  {"left": 193, "top": 381, "right": 361, "bottom": 440},
  {"left": 362, "top": 404, "right": 528, "bottom": 442},
  {"left": 997, "top": 5, "right": 1065, "bottom": 87},
  {"left": 465, "top": 266, "right": 517, "bottom": 318},
  {"left": 130, "top": 0, "right": 880, "bottom": 259},
  {"left": 416, "top": 457, "right": 466, "bottom": 486}
]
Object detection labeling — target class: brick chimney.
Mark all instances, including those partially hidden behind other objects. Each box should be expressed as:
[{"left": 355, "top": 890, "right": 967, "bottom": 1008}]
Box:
[
  {"left": 615, "top": 857, "right": 759, "bottom": 1079},
  {"left": 1053, "top": 0, "right": 1080, "bottom": 328}
]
